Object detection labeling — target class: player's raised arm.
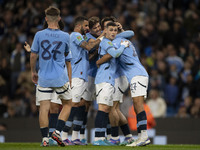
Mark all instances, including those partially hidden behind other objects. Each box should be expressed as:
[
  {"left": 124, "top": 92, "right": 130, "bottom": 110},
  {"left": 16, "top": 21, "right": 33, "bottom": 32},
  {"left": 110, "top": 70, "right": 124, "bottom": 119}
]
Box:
[{"left": 80, "top": 31, "right": 104, "bottom": 51}]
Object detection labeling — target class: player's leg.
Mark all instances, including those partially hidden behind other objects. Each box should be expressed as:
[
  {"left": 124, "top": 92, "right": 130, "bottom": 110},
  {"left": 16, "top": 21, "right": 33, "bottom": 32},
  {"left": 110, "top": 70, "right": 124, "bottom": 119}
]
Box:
[
  {"left": 126, "top": 76, "right": 150, "bottom": 147},
  {"left": 93, "top": 82, "right": 113, "bottom": 146},
  {"left": 37, "top": 85, "right": 53, "bottom": 147},
  {"left": 108, "top": 101, "right": 120, "bottom": 145},
  {"left": 48, "top": 96, "right": 61, "bottom": 146},
  {"left": 51, "top": 82, "right": 72, "bottom": 147},
  {"left": 116, "top": 102, "right": 134, "bottom": 145},
  {"left": 61, "top": 78, "right": 87, "bottom": 145},
  {"left": 80, "top": 76, "right": 95, "bottom": 144}
]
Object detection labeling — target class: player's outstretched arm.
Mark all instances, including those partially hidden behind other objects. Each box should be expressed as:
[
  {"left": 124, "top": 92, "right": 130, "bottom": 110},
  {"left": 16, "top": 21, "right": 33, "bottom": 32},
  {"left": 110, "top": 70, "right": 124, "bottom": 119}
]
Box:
[
  {"left": 80, "top": 31, "right": 105, "bottom": 51},
  {"left": 107, "top": 40, "right": 129, "bottom": 58},
  {"left": 116, "top": 30, "right": 134, "bottom": 39}
]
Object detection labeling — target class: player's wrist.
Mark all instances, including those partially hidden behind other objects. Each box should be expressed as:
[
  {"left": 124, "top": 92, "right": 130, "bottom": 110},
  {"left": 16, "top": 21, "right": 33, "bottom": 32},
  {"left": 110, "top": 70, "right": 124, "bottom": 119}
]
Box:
[{"left": 99, "top": 36, "right": 104, "bottom": 41}]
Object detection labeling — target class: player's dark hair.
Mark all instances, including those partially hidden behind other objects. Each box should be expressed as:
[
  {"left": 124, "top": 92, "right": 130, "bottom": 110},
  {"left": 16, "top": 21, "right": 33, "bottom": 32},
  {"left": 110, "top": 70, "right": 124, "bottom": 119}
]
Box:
[
  {"left": 45, "top": 6, "right": 60, "bottom": 16},
  {"left": 106, "top": 22, "right": 117, "bottom": 28},
  {"left": 74, "top": 16, "right": 88, "bottom": 27},
  {"left": 88, "top": 16, "right": 100, "bottom": 29},
  {"left": 101, "top": 16, "right": 115, "bottom": 30}
]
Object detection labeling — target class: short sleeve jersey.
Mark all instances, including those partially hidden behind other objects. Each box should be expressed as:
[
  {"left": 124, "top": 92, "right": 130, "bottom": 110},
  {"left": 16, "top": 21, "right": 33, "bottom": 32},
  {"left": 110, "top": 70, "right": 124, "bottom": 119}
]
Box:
[
  {"left": 31, "top": 28, "right": 70, "bottom": 87},
  {"left": 95, "top": 38, "right": 117, "bottom": 86},
  {"left": 112, "top": 37, "right": 149, "bottom": 83},
  {"left": 70, "top": 32, "right": 89, "bottom": 81}
]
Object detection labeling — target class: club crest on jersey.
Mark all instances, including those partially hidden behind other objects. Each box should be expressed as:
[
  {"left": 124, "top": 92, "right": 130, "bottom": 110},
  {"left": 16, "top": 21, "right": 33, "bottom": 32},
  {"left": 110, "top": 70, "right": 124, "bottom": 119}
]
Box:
[
  {"left": 108, "top": 42, "right": 113, "bottom": 46},
  {"left": 77, "top": 36, "right": 82, "bottom": 41}
]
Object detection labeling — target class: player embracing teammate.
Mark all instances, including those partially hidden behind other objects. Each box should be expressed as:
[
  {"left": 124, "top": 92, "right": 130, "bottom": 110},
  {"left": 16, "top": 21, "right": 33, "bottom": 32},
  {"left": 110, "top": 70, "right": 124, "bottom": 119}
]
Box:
[{"left": 29, "top": 6, "right": 150, "bottom": 147}]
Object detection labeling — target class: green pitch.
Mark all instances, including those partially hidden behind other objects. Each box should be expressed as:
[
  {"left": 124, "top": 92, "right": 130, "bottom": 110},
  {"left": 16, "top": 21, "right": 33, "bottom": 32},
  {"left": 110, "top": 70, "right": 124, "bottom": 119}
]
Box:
[{"left": 0, "top": 143, "right": 200, "bottom": 150}]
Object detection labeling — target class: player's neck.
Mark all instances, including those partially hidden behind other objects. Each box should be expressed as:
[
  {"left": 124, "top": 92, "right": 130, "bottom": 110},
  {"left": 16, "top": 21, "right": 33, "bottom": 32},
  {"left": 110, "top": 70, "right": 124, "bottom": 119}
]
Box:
[{"left": 48, "top": 22, "right": 59, "bottom": 29}]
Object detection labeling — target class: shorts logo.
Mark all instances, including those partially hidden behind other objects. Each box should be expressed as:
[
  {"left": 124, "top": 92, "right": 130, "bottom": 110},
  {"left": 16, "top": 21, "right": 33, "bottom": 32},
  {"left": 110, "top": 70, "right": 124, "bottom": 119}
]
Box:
[
  {"left": 104, "top": 96, "right": 108, "bottom": 101},
  {"left": 77, "top": 36, "right": 82, "bottom": 41}
]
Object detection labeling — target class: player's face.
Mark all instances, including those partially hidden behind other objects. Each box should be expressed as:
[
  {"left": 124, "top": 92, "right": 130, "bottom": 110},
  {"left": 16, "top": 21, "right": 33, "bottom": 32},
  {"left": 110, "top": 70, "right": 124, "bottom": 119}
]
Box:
[
  {"left": 106, "top": 26, "right": 118, "bottom": 40},
  {"left": 90, "top": 23, "right": 102, "bottom": 37},
  {"left": 81, "top": 20, "right": 89, "bottom": 35}
]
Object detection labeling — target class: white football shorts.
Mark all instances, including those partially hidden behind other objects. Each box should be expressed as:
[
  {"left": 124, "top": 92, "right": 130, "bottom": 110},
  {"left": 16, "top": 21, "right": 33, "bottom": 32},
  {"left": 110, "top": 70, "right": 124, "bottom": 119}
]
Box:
[
  {"left": 113, "top": 76, "right": 129, "bottom": 103},
  {"left": 36, "top": 82, "right": 72, "bottom": 105},
  {"left": 71, "top": 78, "right": 90, "bottom": 103},
  {"left": 96, "top": 82, "right": 114, "bottom": 106},
  {"left": 130, "top": 76, "right": 148, "bottom": 98}
]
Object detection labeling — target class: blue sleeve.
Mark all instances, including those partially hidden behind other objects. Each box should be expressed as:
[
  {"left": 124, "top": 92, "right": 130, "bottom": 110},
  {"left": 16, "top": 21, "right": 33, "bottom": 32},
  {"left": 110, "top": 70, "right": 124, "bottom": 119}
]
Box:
[
  {"left": 65, "top": 51, "right": 72, "bottom": 62},
  {"left": 73, "top": 33, "right": 84, "bottom": 46},
  {"left": 107, "top": 45, "right": 125, "bottom": 58},
  {"left": 31, "top": 32, "right": 39, "bottom": 53},
  {"left": 65, "top": 34, "right": 70, "bottom": 53},
  {"left": 116, "top": 30, "right": 134, "bottom": 39}
]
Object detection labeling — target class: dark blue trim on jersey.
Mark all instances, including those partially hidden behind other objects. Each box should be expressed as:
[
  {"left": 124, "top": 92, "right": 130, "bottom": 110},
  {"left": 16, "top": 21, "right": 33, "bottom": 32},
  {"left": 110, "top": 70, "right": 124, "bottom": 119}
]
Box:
[
  {"left": 96, "top": 89, "right": 103, "bottom": 97},
  {"left": 38, "top": 89, "right": 53, "bottom": 93},
  {"left": 125, "top": 62, "right": 134, "bottom": 65},
  {"left": 47, "top": 28, "right": 60, "bottom": 31},
  {"left": 75, "top": 58, "right": 82, "bottom": 64},
  {"left": 138, "top": 82, "right": 146, "bottom": 88}
]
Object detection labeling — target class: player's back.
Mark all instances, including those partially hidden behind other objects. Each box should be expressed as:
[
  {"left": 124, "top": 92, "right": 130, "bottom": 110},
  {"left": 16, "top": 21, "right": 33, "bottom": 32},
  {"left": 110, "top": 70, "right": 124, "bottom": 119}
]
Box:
[
  {"left": 113, "top": 37, "right": 148, "bottom": 82},
  {"left": 31, "top": 28, "right": 70, "bottom": 87}
]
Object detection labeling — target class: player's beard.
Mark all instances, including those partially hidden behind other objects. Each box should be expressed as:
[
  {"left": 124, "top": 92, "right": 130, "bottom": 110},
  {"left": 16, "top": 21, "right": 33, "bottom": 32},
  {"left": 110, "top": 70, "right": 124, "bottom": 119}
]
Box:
[{"left": 80, "top": 27, "right": 85, "bottom": 35}]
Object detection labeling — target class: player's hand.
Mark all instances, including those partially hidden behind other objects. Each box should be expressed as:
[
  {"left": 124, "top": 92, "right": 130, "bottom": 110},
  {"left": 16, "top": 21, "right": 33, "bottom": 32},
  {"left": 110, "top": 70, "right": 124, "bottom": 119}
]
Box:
[
  {"left": 121, "top": 40, "right": 129, "bottom": 47},
  {"left": 24, "top": 41, "right": 31, "bottom": 52},
  {"left": 115, "top": 22, "right": 124, "bottom": 32},
  {"left": 31, "top": 72, "right": 38, "bottom": 84},
  {"left": 96, "top": 61, "right": 100, "bottom": 68}
]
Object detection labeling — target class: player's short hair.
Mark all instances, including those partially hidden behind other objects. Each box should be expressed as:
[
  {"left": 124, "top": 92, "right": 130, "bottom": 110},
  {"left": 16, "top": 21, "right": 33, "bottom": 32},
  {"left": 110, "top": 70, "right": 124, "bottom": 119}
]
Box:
[
  {"left": 106, "top": 22, "right": 117, "bottom": 28},
  {"left": 88, "top": 16, "right": 100, "bottom": 29},
  {"left": 101, "top": 16, "right": 116, "bottom": 30},
  {"left": 45, "top": 6, "right": 60, "bottom": 21},
  {"left": 74, "top": 16, "right": 88, "bottom": 27}
]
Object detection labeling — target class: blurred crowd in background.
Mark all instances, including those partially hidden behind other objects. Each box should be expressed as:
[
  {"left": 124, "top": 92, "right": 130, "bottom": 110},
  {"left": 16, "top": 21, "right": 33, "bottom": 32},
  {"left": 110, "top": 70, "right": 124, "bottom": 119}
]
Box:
[{"left": 0, "top": 0, "right": 200, "bottom": 120}]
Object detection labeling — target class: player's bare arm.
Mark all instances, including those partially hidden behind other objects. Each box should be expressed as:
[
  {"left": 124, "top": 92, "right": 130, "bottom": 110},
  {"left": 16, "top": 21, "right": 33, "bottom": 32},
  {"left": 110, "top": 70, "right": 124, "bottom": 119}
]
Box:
[
  {"left": 80, "top": 31, "right": 105, "bottom": 51},
  {"left": 66, "top": 61, "right": 72, "bottom": 87},
  {"left": 96, "top": 53, "right": 112, "bottom": 67},
  {"left": 30, "top": 52, "right": 38, "bottom": 84}
]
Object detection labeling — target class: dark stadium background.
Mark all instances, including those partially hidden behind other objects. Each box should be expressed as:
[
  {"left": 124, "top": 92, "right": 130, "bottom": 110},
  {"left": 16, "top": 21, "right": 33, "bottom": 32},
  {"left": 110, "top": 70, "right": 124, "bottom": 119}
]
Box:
[{"left": 0, "top": 0, "right": 200, "bottom": 144}]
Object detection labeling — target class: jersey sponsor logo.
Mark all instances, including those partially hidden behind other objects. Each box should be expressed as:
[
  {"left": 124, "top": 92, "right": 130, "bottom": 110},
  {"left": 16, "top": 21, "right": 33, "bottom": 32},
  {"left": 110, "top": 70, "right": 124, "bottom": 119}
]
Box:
[
  {"left": 108, "top": 42, "right": 113, "bottom": 46},
  {"left": 77, "top": 36, "right": 82, "bottom": 41}
]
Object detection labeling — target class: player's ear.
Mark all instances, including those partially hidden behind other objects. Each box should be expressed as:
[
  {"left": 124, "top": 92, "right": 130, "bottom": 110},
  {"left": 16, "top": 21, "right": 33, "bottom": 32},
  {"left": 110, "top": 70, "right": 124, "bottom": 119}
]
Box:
[{"left": 45, "top": 17, "right": 48, "bottom": 22}]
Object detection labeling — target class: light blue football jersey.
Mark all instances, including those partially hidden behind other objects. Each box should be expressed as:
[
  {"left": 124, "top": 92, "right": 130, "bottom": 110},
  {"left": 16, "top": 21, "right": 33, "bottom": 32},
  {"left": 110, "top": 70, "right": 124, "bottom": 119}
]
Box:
[
  {"left": 86, "top": 32, "right": 98, "bottom": 77},
  {"left": 31, "top": 28, "right": 70, "bottom": 87},
  {"left": 70, "top": 32, "right": 89, "bottom": 81},
  {"left": 95, "top": 38, "right": 117, "bottom": 86},
  {"left": 112, "top": 37, "right": 148, "bottom": 83}
]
